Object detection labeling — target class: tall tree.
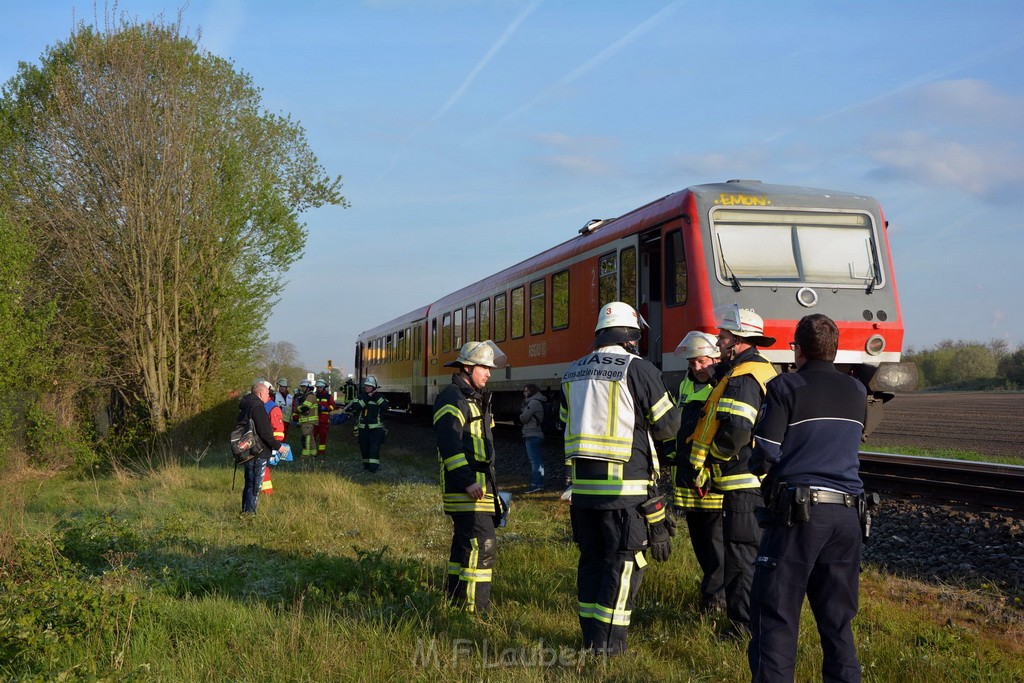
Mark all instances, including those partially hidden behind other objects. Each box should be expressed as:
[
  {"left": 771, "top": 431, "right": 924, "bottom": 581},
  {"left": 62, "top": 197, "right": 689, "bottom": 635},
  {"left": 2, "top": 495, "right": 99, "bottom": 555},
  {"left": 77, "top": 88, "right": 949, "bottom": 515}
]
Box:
[{"left": 0, "top": 13, "right": 347, "bottom": 434}]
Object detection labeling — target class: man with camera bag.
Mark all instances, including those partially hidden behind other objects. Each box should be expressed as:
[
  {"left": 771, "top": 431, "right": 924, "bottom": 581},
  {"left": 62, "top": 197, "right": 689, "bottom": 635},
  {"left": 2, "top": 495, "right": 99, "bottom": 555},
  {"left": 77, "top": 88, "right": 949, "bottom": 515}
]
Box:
[
  {"left": 237, "top": 381, "right": 286, "bottom": 515},
  {"left": 747, "top": 314, "right": 868, "bottom": 682}
]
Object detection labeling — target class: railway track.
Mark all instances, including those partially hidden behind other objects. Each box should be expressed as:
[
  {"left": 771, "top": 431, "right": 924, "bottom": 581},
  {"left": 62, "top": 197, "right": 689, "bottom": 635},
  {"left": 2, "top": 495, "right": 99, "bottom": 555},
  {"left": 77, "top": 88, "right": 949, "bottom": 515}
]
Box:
[{"left": 859, "top": 451, "right": 1024, "bottom": 515}]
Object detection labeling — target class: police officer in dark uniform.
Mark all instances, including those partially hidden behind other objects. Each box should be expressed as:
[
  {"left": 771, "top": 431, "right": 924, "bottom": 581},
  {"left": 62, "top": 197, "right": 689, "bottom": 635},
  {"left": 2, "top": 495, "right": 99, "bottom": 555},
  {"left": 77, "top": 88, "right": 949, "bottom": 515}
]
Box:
[
  {"left": 747, "top": 313, "right": 867, "bottom": 682},
  {"left": 561, "top": 301, "right": 681, "bottom": 655}
]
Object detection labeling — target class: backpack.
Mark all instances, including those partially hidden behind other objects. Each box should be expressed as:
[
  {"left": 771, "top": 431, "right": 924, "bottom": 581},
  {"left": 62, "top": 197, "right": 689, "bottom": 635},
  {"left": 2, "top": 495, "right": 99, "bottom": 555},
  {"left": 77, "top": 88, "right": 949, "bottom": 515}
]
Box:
[
  {"left": 230, "top": 418, "right": 266, "bottom": 465},
  {"left": 540, "top": 394, "right": 562, "bottom": 437}
]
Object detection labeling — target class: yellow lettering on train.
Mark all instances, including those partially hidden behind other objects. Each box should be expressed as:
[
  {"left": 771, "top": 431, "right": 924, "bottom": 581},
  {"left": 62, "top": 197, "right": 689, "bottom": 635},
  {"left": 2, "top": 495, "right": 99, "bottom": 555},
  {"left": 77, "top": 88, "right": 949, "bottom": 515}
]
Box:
[{"left": 717, "top": 193, "right": 772, "bottom": 206}]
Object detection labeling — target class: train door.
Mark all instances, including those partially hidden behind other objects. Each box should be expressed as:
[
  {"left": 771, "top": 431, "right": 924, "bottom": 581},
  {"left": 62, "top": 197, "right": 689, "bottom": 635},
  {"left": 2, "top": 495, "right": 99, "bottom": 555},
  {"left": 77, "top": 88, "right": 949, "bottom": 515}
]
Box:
[
  {"left": 411, "top": 322, "right": 425, "bottom": 406},
  {"left": 354, "top": 341, "right": 364, "bottom": 382},
  {"left": 638, "top": 230, "right": 663, "bottom": 369}
]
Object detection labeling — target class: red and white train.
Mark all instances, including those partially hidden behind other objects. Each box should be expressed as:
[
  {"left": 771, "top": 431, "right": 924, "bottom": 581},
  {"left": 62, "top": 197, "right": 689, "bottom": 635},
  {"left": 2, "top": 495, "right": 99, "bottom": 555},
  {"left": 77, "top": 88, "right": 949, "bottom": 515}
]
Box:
[{"left": 353, "top": 180, "right": 917, "bottom": 431}]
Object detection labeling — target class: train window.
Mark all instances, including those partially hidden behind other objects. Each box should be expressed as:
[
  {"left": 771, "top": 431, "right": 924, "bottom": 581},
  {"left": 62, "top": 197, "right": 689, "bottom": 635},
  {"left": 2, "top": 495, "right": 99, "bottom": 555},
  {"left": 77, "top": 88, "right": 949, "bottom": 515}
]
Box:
[
  {"left": 466, "top": 304, "right": 476, "bottom": 342},
  {"left": 399, "top": 328, "right": 407, "bottom": 360},
  {"left": 710, "top": 209, "right": 880, "bottom": 287},
  {"left": 442, "top": 312, "right": 452, "bottom": 352},
  {"left": 665, "top": 229, "right": 688, "bottom": 306},
  {"left": 479, "top": 299, "right": 491, "bottom": 340},
  {"left": 530, "top": 278, "right": 545, "bottom": 335},
  {"left": 494, "top": 294, "right": 507, "bottom": 342},
  {"left": 430, "top": 318, "right": 437, "bottom": 356},
  {"left": 454, "top": 308, "right": 463, "bottom": 349},
  {"left": 552, "top": 270, "right": 569, "bottom": 329},
  {"left": 511, "top": 286, "right": 525, "bottom": 339},
  {"left": 598, "top": 252, "right": 617, "bottom": 307},
  {"left": 620, "top": 246, "right": 637, "bottom": 310}
]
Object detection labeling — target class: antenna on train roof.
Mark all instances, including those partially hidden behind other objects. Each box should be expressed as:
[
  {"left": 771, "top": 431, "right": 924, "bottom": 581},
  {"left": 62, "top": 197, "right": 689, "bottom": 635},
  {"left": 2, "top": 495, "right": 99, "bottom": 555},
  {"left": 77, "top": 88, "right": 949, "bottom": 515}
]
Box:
[{"left": 579, "top": 218, "right": 606, "bottom": 235}]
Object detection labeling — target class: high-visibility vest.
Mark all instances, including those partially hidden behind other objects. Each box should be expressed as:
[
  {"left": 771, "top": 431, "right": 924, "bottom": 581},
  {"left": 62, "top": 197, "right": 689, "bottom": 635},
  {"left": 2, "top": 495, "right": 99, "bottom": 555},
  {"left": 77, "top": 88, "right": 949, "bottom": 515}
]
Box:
[{"left": 689, "top": 357, "right": 776, "bottom": 491}]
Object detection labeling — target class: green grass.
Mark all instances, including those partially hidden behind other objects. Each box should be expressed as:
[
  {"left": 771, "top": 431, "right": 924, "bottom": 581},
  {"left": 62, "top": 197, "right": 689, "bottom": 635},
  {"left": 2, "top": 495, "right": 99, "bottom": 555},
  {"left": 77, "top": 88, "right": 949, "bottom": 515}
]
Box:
[
  {"left": 2, "top": 435, "right": 1022, "bottom": 682},
  {"left": 863, "top": 445, "right": 1024, "bottom": 466}
]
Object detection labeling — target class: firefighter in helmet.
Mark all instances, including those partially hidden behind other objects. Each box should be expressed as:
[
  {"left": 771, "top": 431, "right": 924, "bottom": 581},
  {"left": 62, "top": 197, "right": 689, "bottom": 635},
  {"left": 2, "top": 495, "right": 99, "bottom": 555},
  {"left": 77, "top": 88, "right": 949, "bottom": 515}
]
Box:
[
  {"left": 667, "top": 331, "right": 726, "bottom": 612},
  {"left": 561, "top": 301, "right": 681, "bottom": 655},
  {"left": 347, "top": 375, "right": 389, "bottom": 472},
  {"left": 295, "top": 379, "right": 319, "bottom": 457},
  {"left": 687, "top": 306, "right": 777, "bottom": 639},
  {"left": 313, "top": 379, "right": 336, "bottom": 456},
  {"left": 433, "top": 340, "right": 507, "bottom": 613}
]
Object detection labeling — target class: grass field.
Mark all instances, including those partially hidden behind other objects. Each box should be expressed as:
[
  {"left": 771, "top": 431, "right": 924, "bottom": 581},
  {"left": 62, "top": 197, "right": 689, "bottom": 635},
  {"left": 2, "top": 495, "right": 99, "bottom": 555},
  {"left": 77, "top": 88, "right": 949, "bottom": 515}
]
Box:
[{"left": 2, "top": 435, "right": 1023, "bottom": 682}]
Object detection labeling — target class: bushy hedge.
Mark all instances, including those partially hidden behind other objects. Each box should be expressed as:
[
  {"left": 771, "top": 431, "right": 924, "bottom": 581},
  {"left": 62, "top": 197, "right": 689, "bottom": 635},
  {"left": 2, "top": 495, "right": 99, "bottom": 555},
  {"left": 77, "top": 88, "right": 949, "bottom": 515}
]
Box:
[{"left": 905, "top": 340, "right": 1024, "bottom": 389}]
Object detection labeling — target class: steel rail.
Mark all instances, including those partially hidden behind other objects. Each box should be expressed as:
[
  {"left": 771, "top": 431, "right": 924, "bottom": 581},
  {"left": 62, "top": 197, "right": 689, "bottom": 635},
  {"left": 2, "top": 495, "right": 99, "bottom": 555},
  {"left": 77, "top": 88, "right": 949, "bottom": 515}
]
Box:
[{"left": 859, "top": 451, "right": 1024, "bottom": 513}]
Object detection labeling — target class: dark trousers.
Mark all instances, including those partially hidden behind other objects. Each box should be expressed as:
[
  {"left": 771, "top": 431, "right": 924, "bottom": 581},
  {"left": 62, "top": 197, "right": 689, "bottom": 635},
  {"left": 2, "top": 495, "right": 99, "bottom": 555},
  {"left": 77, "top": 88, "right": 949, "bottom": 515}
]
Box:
[
  {"left": 570, "top": 505, "right": 648, "bottom": 654},
  {"left": 685, "top": 508, "right": 725, "bottom": 605},
  {"left": 359, "top": 427, "right": 384, "bottom": 471},
  {"left": 241, "top": 458, "right": 267, "bottom": 513},
  {"left": 748, "top": 503, "right": 862, "bottom": 683},
  {"left": 446, "top": 512, "right": 497, "bottom": 613},
  {"left": 722, "top": 489, "right": 763, "bottom": 629}
]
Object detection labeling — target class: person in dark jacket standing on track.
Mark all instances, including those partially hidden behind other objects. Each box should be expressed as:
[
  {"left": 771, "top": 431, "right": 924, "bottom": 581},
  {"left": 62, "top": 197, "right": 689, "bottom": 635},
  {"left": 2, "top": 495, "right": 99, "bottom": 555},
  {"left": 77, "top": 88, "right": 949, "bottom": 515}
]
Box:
[
  {"left": 237, "top": 381, "right": 286, "bottom": 515},
  {"left": 433, "top": 340, "right": 508, "bottom": 614},
  {"left": 561, "top": 301, "right": 681, "bottom": 655},
  {"left": 747, "top": 314, "right": 868, "bottom": 682},
  {"left": 519, "top": 383, "right": 547, "bottom": 493}
]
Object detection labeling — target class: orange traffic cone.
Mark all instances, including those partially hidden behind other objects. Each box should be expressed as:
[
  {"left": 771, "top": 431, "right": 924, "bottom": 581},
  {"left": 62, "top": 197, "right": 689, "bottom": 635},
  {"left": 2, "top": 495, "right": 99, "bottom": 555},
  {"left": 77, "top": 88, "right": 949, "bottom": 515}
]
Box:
[{"left": 261, "top": 464, "right": 274, "bottom": 495}]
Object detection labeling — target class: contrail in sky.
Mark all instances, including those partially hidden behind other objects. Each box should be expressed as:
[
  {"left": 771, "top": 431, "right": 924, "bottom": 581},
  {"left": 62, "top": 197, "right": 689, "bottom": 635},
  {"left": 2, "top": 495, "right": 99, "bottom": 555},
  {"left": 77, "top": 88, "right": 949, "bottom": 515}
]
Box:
[
  {"left": 432, "top": 0, "right": 544, "bottom": 122},
  {"left": 468, "top": 0, "right": 686, "bottom": 145},
  {"left": 764, "top": 32, "right": 1024, "bottom": 143},
  {"left": 374, "top": 0, "right": 543, "bottom": 183}
]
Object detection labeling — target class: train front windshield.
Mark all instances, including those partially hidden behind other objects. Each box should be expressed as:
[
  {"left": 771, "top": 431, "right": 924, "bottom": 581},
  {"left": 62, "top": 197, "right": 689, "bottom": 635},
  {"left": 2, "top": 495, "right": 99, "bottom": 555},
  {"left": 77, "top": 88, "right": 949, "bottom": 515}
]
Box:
[{"left": 711, "top": 209, "right": 882, "bottom": 288}]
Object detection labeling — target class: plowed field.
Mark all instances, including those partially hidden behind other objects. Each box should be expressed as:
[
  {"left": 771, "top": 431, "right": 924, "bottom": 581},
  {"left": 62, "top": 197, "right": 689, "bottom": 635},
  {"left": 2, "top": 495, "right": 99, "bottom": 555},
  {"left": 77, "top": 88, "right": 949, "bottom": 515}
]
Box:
[{"left": 868, "top": 392, "right": 1024, "bottom": 459}]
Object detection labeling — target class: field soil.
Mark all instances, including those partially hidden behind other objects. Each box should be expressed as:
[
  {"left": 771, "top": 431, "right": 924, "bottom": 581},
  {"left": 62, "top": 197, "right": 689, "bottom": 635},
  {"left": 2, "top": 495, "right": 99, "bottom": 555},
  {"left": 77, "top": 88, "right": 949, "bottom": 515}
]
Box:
[{"left": 867, "top": 391, "right": 1024, "bottom": 459}]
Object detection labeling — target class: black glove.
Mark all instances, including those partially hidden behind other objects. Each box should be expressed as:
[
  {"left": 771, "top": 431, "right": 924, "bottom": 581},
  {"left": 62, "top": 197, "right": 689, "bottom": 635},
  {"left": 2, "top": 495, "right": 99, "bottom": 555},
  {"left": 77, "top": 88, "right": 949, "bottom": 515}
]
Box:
[
  {"left": 641, "top": 497, "right": 676, "bottom": 562},
  {"left": 677, "top": 465, "right": 699, "bottom": 488}
]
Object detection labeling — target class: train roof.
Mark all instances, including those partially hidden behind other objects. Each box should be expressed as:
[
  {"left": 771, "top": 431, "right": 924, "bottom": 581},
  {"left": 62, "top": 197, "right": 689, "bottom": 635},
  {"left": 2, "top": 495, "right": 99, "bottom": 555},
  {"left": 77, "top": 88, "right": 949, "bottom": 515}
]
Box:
[
  {"left": 363, "top": 180, "right": 885, "bottom": 335},
  {"left": 357, "top": 304, "right": 430, "bottom": 339}
]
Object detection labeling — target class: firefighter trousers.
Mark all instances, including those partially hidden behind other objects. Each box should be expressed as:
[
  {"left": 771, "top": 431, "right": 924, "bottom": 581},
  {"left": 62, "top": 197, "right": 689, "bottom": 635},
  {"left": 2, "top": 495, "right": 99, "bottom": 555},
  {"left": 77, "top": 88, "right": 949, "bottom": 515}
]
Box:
[
  {"left": 570, "top": 505, "right": 648, "bottom": 655},
  {"left": 446, "top": 512, "right": 496, "bottom": 613}
]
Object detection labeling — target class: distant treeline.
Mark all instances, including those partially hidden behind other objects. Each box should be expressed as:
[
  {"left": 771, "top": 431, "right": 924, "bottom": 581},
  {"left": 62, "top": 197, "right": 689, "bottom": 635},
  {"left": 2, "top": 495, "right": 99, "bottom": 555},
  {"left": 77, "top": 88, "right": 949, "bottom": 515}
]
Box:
[{"left": 904, "top": 339, "right": 1024, "bottom": 390}]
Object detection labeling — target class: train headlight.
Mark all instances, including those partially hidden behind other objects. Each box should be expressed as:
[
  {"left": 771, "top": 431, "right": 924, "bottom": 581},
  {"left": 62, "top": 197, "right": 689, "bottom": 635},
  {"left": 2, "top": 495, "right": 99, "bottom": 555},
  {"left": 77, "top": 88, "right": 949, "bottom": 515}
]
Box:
[{"left": 865, "top": 334, "right": 886, "bottom": 356}]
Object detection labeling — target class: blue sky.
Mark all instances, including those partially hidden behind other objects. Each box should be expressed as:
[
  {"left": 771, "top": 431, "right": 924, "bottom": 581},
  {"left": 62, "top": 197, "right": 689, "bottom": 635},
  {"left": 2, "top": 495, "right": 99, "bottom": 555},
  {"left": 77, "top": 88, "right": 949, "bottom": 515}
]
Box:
[{"left": 3, "top": 1, "right": 1023, "bottom": 373}]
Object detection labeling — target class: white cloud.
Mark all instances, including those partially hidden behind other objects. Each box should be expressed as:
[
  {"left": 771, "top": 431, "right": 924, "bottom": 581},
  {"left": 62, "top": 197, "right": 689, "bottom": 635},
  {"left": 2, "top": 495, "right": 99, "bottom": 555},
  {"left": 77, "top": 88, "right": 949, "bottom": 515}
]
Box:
[
  {"left": 530, "top": 131, "right": 619, "bottom": 177},
  {"left": 865, "top": 131, "right": 1024, "bottom": 204},
  {"left": 893, "top": 79, "right": 1024, "bottom": 127}
]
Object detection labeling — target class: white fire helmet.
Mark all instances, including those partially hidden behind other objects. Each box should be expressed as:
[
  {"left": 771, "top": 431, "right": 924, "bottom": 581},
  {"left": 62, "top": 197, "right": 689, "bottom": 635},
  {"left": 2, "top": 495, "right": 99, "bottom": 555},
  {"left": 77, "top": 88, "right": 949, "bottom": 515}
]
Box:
[
  {"left": 314, "top": 379, "right": 327, "bottom": 388},
  {"left": 718, "top": 306, "right": 776, "bottom": 346},
  {"left": 674, "top": 331, "right": 721, "bottom": 359},
  {"left": 594, "top": 301, "right": 647, "bottom": 346},
  {"left": 363, "top": 375, "right": 379, "bottom": 389},
  {"left": 277, "top": 378, "right": 289, "bottom": 388},
  {"left": 445, "top": 340, "right": 507, "bottom": 369},
  {"left": 299, "top": 379, "right": 311, "bottom": 388}
]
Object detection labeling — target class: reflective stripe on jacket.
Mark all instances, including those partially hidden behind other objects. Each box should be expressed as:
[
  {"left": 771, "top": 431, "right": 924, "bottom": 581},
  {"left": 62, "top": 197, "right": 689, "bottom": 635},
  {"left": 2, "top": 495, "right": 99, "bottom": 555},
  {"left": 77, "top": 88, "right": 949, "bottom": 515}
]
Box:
[
  {"left": 433, "top": 374, "right": 497, "bottom": 514},
  {"left": 689, "top": 354, "right": 776, "bottom": 491}
]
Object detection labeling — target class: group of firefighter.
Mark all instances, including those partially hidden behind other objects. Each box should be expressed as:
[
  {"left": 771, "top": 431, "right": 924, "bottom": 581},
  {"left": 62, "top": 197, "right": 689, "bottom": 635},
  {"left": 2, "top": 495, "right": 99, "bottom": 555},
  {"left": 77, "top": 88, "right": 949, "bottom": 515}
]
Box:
[
  {"left": 267, "top": 375, "right": 390, "bottom": 472},
  {"left": 435, "top": 301, "right": 869, "bottom": 681}
]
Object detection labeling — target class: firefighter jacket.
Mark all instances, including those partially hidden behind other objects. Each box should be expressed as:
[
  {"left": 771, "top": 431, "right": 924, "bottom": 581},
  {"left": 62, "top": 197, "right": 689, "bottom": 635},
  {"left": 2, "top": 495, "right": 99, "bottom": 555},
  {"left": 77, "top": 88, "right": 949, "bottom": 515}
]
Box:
[
  {"left": 433, "top": 372, "right": 498, "bottom": 515},
  {"left": 316, "top": 389, "right": 336, "bottom": 424},
  {"left": 560, "top": 344, "right": 680, "bottom": 510},
  {"left": 295, "top": 389, "right": 319, "bottom": 425},
  {"left": 666, "top": 372, "right": 722, "bottom": 510},
  {"left": 688, "top": 347, "right": 776, "bottom": 492},
  {"left": 264, "top": 399, "right": 285, "bottom": 441},
  {"left": 350, "top": 391, "right": 389, "bottom": 429}
]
